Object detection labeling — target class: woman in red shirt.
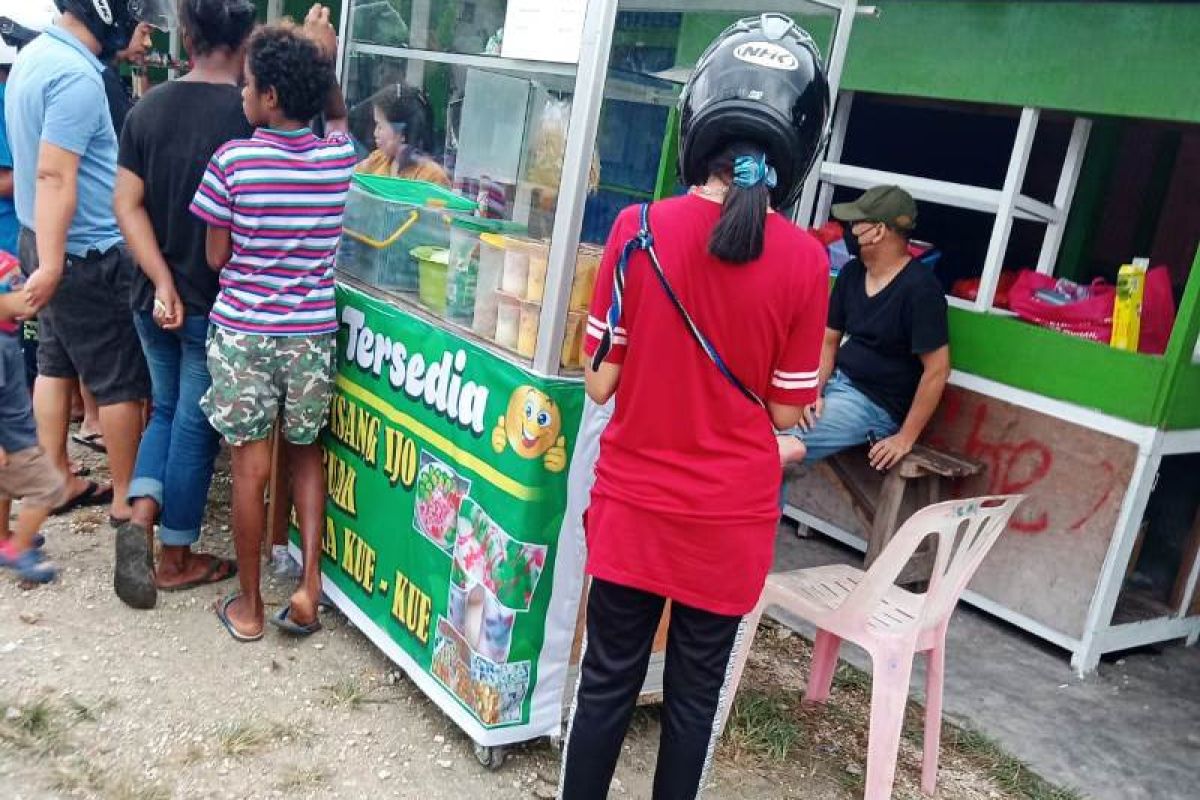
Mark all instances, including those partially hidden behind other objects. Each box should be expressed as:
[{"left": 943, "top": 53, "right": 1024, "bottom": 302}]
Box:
[{"left": 559, "top": 14, "right": 831, "bottom": 800}]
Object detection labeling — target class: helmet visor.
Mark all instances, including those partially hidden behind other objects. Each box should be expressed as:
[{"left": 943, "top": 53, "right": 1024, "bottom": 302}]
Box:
[{"left": 126, "top": 0, "right": 177, "bottom": 31}]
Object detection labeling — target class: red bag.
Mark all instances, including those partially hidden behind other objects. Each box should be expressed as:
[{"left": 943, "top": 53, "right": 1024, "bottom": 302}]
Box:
[
  {"left": 810, "top": 220, "right": 843, "bottom": 246},
  {"left": 952, "top": 271, "right": 1017, "bottom": 309},
  {"left": 1008, "top": 267, "right": 1176, "bottom": 354},
  {"left": 1139, "top": 266, "right": 1176, "bottom": 355}
]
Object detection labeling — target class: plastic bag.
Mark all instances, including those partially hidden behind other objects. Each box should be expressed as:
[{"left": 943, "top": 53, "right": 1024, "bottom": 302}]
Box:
[
  {"left": 1007, "top": 267, "right": 1176, "bottom": 354},
  {"left": 525, "top": 97, "right": 600, "bottom": 193}
]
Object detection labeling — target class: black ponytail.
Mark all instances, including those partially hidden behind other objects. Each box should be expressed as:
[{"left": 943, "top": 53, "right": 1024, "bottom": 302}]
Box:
[
  {"left": 181, "top": 0, "right": 257, "bottom": 57},
  {"left": 707, "top": 144, "right": 772, "bottom": 265}
]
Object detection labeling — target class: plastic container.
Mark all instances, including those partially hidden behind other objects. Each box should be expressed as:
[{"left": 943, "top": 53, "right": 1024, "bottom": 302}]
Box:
[
  {"left": 472, "top": 234, "right": 507, "bottom": 336},
  {"left": 412, "top": 246, "right": 450, "bottom": 314},
  {"left": 494, "top": 294, "right": 521, "bottom": 349},
  {"left": 517, "top": 299, "right": 541, "bottom": 358},
  {"left": 446, "top": 217, "right": 528, "bottom": 326},
  {"left": 571, "top": 244, "right": 603, "bottom": 311},
  {"left": 560, "top": 310, "right": 586, "bottom": 369},
  {"left": 336, "top": 176, "right": 476, "bottom": 291},
  {"left": 524, "top": 241, "right": 551, "bottom": 302},
  {"left": 500, "top": 241, "right": 530, "bottom": 295},
  {"left": 447, "top": 221, "right": 482, "bottom": 324}
]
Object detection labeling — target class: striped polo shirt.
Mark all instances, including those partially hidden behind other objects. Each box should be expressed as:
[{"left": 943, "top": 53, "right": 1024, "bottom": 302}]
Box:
[{"left": 189, "top": 127, "right": 357, "bottom": 336}]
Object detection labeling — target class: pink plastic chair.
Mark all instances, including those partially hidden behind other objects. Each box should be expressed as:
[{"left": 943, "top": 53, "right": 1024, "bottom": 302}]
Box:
[{"left": 724, "top": 495, "right": 1024, "bottom": 800}]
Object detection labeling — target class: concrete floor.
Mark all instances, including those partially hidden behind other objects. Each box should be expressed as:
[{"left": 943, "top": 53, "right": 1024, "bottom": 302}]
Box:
[{"left": 771, "top": 527, "right": 1200, "bottom": 800}]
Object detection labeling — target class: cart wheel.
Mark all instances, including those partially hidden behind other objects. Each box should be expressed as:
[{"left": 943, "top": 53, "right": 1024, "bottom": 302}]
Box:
[{"left": 473, "top": 742, "right": 507, "bottom": 771}]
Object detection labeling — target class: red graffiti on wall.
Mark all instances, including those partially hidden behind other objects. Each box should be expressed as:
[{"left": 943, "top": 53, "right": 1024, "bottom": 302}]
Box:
[{"left": 930, "top": 392, "right": 1118, "bottom": 535}]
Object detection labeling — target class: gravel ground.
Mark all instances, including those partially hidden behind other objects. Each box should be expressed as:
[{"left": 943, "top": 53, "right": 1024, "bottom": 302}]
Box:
[{"left": 0, "top": 445, "right": 1068, "bottom": 800}]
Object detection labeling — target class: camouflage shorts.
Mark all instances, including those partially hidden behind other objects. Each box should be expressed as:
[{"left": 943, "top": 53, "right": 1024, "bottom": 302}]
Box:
[{"left": 201, "top": 327, "right": 336, "bottom": 446}]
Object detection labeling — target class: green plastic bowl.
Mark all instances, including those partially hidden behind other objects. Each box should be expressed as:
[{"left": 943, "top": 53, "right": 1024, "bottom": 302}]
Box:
[{"left": 412, "top": 246, "right": 450, "bottom": 314}]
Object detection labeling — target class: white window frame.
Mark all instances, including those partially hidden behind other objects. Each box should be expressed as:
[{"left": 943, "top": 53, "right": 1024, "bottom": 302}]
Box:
[{"left": 803, "top": 93, "right": 1092, "bottom": 313}]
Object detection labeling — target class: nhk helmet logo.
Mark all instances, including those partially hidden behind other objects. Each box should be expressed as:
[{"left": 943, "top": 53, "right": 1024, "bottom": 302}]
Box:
[
  {"left": 733, "top": 41, "right": 799, "bottom": 71},
  {"left": 92, "top": 0, "right": 114, "bottom": 25}
]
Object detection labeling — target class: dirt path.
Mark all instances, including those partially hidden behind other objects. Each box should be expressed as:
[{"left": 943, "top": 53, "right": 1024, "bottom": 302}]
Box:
[{"left": 0, "top": 447, "right": 1074, "bottom": 800}]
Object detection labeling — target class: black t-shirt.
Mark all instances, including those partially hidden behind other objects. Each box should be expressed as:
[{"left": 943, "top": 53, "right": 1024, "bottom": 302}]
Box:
[
  {"left": 102, "top": 67, "right": 134, "bottom": 135},
  {"left": 118, "top": 82, "right": 252, "bottom": 315},
  {"left": 828, "top": 258, "right": 949, "bottom": 422}
]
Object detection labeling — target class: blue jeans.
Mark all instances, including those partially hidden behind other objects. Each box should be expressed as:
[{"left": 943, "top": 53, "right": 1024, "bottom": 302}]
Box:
[
  {"left": 782, "top": 370, "right": 899, "bottom": 463},
  {"left": 129, "top": 312, "right": 221, "bottom": 546}
]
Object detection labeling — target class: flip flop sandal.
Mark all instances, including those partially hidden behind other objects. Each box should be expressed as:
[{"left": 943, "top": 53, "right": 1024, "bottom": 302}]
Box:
[
  {"left": 158, "top": 557, "right": 237, "bottom": 592},
  {"left": 113, "top": 522, "right": 156, "bottom": 610},
  {"left": 71, "top": 432, "right": 107, "bottom": 454},
  {"left": 51, "top": 482, "right": 114, "bottom": 516},
  {"left": 2, "top": 549, "right": 57, "bottom": 584},
  {"left": 269, "top": 603, "right": 322, "bottom": 637},
  {"left": 216, "top": 592, "right": 264, "bottom": 643}
]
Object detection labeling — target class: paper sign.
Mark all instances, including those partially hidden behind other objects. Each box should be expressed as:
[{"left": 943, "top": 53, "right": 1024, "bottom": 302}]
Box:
[{"left": 500, "top": 0, "right": 589, "bottom": 64}]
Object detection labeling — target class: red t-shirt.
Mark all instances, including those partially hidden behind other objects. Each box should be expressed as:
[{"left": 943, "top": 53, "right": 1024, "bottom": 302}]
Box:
[{"left": 583, "top": 194, "right": 829, "bottom": 615}]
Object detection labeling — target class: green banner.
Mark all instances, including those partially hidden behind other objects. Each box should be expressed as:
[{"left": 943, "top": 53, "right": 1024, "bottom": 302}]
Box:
[{"left": 297, "top": 284, "right": 585, "bottom": 741}]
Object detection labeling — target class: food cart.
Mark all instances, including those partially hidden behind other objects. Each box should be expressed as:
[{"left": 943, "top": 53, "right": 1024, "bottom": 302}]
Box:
[{"left": 294, "top": 0, "right": 871, "bottom": 768}]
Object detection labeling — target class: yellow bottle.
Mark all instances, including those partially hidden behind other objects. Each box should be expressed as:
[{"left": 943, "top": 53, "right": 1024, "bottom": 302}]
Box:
[{"left": 1110, "top": 257, "right": 1149, "bottom": 352}]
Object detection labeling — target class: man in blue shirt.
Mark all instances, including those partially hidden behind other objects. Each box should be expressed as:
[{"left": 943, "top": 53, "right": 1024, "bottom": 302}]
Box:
[{"left": 5, "top": 1, "right": 171, "bottom": 535}]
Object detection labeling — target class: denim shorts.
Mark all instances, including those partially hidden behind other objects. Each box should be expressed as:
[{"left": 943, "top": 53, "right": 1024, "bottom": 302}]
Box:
[{"left": 781, "top": 370, "right": 900, "bottom": 463}]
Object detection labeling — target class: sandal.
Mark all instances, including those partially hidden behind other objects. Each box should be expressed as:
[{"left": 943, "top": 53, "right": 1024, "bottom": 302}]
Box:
[
  {"left": 51, "top": 482, "right": 114, "bottom": 516},
  {"left": 113, "top": 522, "right": 156, "bottom": 609},
  {"left": 269, "top": 602, "right": 322, "bottom": 637},
  {"left": 158, "top": 555, "right": 237, "bottom": 592},
  {"left": 215, "top": 593, "right": 264, "bottom": 643},
  {"left": 0, "top": 548, "right": 57, "bottom": 584},
  {"left": 71, "top": 432, "right": 106, "bottom": 454}
]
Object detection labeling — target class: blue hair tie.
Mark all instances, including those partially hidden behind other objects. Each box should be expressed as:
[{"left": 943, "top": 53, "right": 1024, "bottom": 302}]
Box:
[{"left": 732, "top": 154, "right": 778, "bottom": 190}]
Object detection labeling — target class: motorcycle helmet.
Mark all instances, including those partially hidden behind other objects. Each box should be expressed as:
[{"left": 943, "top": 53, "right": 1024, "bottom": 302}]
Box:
[
  {"left": 0, "top": 0, "right": 59, "bottom": 64},
  {"left": 54, "top": 0, "right": 176, "bottom": 60},
  {"left": 679, "top": 13, "right": 830, "bottom": 209}
]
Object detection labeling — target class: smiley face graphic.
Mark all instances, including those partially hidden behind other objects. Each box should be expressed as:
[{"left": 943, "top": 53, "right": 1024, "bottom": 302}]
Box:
[{"left": 491, "top": 386, "right": 567, "bottom": 472}]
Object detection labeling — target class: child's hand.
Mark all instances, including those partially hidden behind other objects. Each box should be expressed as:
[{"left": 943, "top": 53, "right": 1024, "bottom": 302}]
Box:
[
  {"left": 302, "top": 4, "right": 338, "bottom": 61},
  {"left": 0, "top": 291, "right": 33, "bottom": 322}
]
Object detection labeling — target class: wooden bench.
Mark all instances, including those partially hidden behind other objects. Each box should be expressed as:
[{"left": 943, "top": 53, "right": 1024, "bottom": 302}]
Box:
[{"left": 809, "top": 444, "right": 985, "bottom": 585}]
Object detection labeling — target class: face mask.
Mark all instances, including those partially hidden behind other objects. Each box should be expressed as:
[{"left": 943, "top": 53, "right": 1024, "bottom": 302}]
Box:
[{"left": 842, "top": 225, "right": 861, "bottom": 258}]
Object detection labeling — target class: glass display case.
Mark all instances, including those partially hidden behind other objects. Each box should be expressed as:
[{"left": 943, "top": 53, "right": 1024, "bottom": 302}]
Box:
[{"left": 333, "top": 0, "right": 848, "bottom": 375}]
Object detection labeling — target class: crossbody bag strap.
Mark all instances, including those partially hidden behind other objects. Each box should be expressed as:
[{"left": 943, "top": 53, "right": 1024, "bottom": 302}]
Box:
[{"left": 593, "top": 203, "right": 765, "bottom": 410}]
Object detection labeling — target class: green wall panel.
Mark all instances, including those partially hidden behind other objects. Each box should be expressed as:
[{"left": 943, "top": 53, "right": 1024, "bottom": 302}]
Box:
[
  {"left": 1158, "top": 247, "right": 1200, "bottom": 429},
  {"left": 676, "top": 3, "right": 1200, "bottom": 124},
  {"left": 1164, "top": 365, "right": 1200, "bottom": 429},
  {"left": 948, "top": 308, "right": 1165, "bottom": 425},
  {"left": 843, "top": 2, "right": 1200, "bottom": 124}
]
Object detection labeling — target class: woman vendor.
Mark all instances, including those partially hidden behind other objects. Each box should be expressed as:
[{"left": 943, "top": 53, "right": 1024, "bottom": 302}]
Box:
[{"left": 356, "top": 83, "right": 450, "bottom": 185}]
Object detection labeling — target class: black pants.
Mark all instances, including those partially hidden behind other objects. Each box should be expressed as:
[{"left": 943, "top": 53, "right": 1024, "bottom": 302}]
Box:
[{"left": 560, "top": 578, "right": 745, "bottom": 800}]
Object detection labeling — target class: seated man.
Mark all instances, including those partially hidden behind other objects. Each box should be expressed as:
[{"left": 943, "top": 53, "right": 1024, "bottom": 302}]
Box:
[{"left": 778, "top": 185, "right": 950, "bottom": 472}]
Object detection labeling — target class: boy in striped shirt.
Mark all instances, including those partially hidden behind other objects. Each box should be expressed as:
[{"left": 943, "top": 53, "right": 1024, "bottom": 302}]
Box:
[{"left": 190, "top": 18, "right": 354, "bottom": 643}]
